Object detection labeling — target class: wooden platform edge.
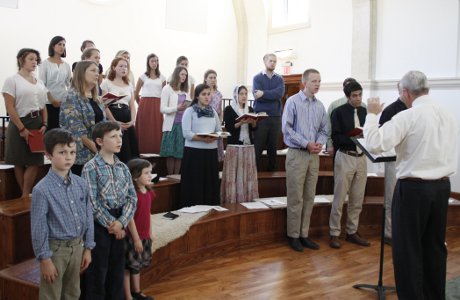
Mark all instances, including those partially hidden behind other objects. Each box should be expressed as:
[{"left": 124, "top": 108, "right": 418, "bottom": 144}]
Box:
[{"left": 2, "top": 200, "right": 459, "bottom": 300}]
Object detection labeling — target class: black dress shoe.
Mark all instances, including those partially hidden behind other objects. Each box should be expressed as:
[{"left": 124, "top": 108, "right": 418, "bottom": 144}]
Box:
[
  {"left": 345, "top": 233, "right": 370, "bottom": 247},
  {"left": 299, "top": 237, "right": 320, "bottom": 250},
  {"left": 384, "top": 236, "right": 392, "bottom": 246},
  {"left": 132, "top": 291, "right": 154, "bottom": 300},
  {"left": 288, "top": 237, "right": 304, "bottom": 252},
  {"left": 329, "top": 236, "right": 341, "bottom": 249}
]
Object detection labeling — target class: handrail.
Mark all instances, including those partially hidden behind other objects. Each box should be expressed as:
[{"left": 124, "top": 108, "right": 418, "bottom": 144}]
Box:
[
  {"left": 221, "top": 98, "right": 254, "bottom": 111},
  {"left": 0, "top": 116, "right": 10, "bottom": 162}
]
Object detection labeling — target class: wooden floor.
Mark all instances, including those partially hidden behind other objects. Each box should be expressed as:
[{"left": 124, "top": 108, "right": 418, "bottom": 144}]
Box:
[{"left": 143, "top": 231, "right": 460, "bottom": 300}]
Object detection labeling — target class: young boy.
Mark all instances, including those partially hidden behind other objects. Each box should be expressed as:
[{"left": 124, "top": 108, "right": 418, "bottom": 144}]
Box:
[
  {"left": 31, "top": 128, "right": 95, "bottom": 300},
  {"left": 82, "top": 121, "right": 137, "bottom": 300}
]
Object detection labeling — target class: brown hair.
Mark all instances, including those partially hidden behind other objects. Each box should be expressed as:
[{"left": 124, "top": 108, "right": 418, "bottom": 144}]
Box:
[
  {"left": 107, "top": 57, "right": 130, "bottom": 85},
  {"left": 302, "top": 68, "right": 320, "bottom": 82},
  {"left": 203, "top": 69, "right": 218, "bottom": 90},
  {"left": 127, "top": 158, "right": 154, "bottom": 191},
  {"left": 170, "top": 66, "right": 189, "bottom": 92},
  {"left": 16, "top": 48, "right": 41, "bottom": 70},
  {"left": 72, "top": 60, "right": 99, "bottom": 100}
]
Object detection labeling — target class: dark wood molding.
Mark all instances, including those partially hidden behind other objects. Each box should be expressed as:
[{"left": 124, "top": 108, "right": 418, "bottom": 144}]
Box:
[{"left": 451, "top": 192, "right": 460, "bottom": 200}]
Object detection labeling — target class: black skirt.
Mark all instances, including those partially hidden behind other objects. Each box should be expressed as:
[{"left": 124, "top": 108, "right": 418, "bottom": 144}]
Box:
[
  {"left": 108, "top": 104, "right": 139, "bottom": 163},
  {"left": 180, "top": 147, "right": 220, "bottom": 208}
]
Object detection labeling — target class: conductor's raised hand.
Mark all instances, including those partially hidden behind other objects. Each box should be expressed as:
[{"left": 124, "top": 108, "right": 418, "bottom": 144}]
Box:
[{"left": 367, "top": 97, "right": 384, "bottom": 115}]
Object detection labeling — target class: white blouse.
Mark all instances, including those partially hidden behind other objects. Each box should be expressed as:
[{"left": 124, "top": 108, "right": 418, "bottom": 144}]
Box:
[
  {"left": 39, "top": 59, "right": 71, "bottom": 103},
  {"left": 139, "top": 73, "right": 166, "bottom": 98},
  {"left": 100, "top": 79, "right": 133, "bottom": 106},
  {"left": 2, "top": 73, "right": 48, "bottom": 117}
]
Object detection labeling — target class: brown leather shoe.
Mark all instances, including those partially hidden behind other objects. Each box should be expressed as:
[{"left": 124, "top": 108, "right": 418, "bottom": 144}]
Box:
[
  {"left": 345, "top": 233, "right": 370, "bottom": 247},
  {"left": 329, "top": 236, "right": 341, "bottom": 249}
]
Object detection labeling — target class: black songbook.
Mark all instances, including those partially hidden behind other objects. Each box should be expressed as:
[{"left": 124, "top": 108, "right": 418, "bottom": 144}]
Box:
[
  {"left": 351, "top": 137, "right": 396, "bottom": 163},
  {"left": 163, "top": 212, "right": 179, "bottom": 220}
]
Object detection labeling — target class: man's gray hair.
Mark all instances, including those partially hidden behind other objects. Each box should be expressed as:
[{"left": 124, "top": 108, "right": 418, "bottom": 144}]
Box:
[{"left": 399, "top": 71, "right": 429, "bottom": 96}]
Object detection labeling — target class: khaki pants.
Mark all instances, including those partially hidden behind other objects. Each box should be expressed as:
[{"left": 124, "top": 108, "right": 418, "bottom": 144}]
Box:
[
  {"left": 329, "top": 151, "right": 367, "bottom": 236},
  {"left": 286, "top": 148, "right": 319, "bottom": 238},
  {"left": 39, "top": 238, "right": 84, "bottom": 300}
]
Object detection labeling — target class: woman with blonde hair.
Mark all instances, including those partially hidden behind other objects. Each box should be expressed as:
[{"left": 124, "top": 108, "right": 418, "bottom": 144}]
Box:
[{"left": 60, "top": 60, "right": 105, "bottom": 175}]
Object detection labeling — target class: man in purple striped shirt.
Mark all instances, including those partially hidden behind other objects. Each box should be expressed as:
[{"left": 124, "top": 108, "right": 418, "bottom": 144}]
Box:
[{"left": 282, "top": 69, "right": 329, "bottom": 252}]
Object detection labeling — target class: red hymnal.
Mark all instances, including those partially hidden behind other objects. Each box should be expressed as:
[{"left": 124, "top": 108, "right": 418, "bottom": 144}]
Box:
[
  {"left": 28, "top": 129, "right": 45, "bottom": 153},
  {"left": 347, "top": 127, "right": 363, "bottom": 137},
  {"left": 101, "top": 92, "right": 127, "bottom": 105}
]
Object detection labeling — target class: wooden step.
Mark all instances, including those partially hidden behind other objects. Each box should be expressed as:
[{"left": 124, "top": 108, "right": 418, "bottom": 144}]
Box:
[
  {"left": 141, "top": 151, "right": 334, "bottom": 178},
  {"left": 1, "top": 199, "right": 459, "bottom": 300},
  {"left": 257, "top": 171, "right": 384, "bottom": 198},
  {"left": 0, "top": 172, "right": 383, "bottom": 270},
  {"left": 0, "top": 164, "right": 50, "bottom": 201},
  {"left": 0, "top": 179, "right": 180, "bottom": 270}
]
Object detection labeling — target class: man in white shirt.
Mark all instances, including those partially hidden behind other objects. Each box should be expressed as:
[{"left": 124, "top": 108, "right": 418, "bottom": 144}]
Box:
[{"left": 364, "top": 70, "right": 459, "bottom": 300}]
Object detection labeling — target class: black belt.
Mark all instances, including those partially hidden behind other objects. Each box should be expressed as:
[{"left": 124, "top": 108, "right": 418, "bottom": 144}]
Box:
[
  {"left": 339, "top": 150, "right": 364, "bottom": 157},
  {"left": 403, "top": 177, "right": 449, "bottom": 182},
  {"left": 109, "top": 103, "right": 128, "bottom": 109},
  {"left": 22, "top": 110, "right": 41, "bottom": 118}
]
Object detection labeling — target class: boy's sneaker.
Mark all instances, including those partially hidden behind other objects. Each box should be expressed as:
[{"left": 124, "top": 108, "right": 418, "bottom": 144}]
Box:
[{"left": 132, "top": 291, "right": 154, "bottom": 300}]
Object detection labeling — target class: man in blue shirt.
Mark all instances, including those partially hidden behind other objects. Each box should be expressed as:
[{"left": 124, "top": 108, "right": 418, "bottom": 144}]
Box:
[
  {"left": 252, "top": 53, "right": 285, "bottom": 171},
  {"left": 282, "top": 68, "right": 329, "bottom": 252}
]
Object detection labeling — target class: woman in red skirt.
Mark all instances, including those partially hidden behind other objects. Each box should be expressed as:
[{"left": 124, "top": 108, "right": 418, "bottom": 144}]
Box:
[{"left": 134, "top": 53, "right": 166, "bottom": 154}]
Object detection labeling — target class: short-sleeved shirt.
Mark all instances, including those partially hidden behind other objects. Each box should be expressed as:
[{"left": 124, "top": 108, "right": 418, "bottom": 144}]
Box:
[
  {"left": 130, "top": 190, "right": 155, "bottom": 239},
  {"left": 139, "top": 73, "right": 166, "bottom": 98},
  {"left": 100, "top": 79, "right": 133, "bottom": 106},
  {"left": 2, "top": 73, "right": 48, "bottom": 117},
  {"left": 39, "top": 59, "right": 71, "bottom": 103}
]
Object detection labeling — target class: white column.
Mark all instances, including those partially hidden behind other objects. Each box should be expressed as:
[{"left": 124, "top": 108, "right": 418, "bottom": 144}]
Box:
[
  {"left": 351, "top": 0, "right": 377, "bottom": 85},
  {"left": 232, "top": 0, "right": 248, "bottom": 84},
  {"left": 457, "top": 0, "right": 460, "bottom": 76}
]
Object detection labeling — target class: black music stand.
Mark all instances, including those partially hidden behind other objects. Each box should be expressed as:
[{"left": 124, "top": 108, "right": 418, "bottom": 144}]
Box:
[{"left": 351, "top": 137, "right": 396, "bottom": 300}]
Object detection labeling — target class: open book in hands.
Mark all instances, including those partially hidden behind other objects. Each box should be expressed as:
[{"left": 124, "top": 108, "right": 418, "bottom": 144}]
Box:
[
  {"left": 196, "top": 131, "right": 231, "bottom": 138},
  {"left": 347, "top": 127, "right": 363, "bottom": 137},
  {"left": 101, "top": 92, "right": 127, "bottom": 105},
  {"left": 235, "top": 112, "right": 268, "bottom": 122}
]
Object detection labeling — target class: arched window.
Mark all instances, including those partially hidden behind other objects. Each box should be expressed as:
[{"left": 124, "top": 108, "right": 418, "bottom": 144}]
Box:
[{"left": 269, "top": 0, "right": 311, "bottom": 33}]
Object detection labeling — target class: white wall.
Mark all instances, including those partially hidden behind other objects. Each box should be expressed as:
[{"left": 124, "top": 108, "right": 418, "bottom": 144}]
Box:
[
  {"left": 374, "top": 0, "right": 460, "bottom": 191},
  {"left": 2, "top": 0, "right": 460, "bottom": 191},
  {"left": 243, "top": 0, "right": 460, "bottom": 191},
  {"left": 375, "top": 0, "right": 459, "bottom": 79},
  {"left": 0, "top": 0, "right": 238, "bottom": 113},
  {"left": 244, "top": 0, "right": 353, "bottom": 85}
]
